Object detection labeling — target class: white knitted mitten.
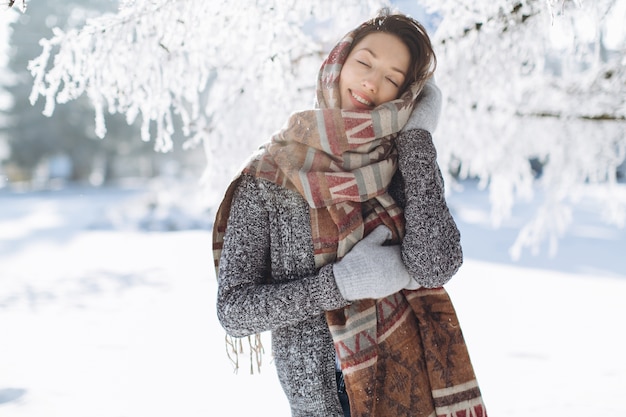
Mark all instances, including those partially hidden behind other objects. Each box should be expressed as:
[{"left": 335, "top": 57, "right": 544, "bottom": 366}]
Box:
[
  {"left": 333, "top": 225, "right": 414, "bottom": 301},
  {"left": 402, "top": 77, "right": 442, "bottom": 133}
]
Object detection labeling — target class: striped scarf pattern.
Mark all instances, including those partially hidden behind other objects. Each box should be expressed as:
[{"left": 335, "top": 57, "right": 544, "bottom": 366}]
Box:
[{"left": 244, "top": 105, "right": 413, "bottom": 265}]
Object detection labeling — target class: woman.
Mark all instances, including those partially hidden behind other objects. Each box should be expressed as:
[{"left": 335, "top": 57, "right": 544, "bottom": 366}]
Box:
[{"left": 213, "top": 9, "right": 487, "bottom": 417}]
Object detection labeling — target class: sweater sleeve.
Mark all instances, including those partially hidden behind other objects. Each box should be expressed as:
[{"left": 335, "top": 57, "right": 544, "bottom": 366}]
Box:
[
  {"left": 216, "top": 175, "right": 348, "bottom": 338},
  {"left": 394, "top": 128, "right": 463, "bottom": 287}
]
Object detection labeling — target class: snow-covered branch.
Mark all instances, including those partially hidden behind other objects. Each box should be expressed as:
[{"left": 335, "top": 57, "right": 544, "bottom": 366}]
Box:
[
  {"left": 24, "top": 0, "right": 626, "bottom": 258},
  {"left": 28, "top": 0, "right": 386, "bottom": 193},
  {"left": 420, "top": 0, "right": 626, "bottom": 258},
  {"left": 29, "top": 1, "right": 219, "bottom": 152}
]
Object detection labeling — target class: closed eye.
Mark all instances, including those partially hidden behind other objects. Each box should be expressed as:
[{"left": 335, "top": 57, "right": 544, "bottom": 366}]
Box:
[
  {"left": 386, "top": 77, "right": 399, "bottom": 87},
  {"left": 357, "top": 60, "right": 371, "bottom": 68}
]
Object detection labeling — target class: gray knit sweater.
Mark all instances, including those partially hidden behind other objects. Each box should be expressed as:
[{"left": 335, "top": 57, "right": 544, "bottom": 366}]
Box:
[{"left": 216, "top": 128, "right": 463, "bottom": 417}]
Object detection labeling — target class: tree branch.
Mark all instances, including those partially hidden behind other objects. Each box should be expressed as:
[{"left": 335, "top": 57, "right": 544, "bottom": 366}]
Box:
[
  {"left": 5, "top": 0, "right": 26, "bottom": 11},
  {"left": 516, "top": 111, "right": 626, "bottom": 122},
  {"left": 440, "top": 1, "right": 545, "bottom": 44}
]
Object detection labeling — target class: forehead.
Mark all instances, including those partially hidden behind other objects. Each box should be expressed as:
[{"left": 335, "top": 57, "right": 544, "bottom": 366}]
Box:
[{"left": 349, "top": 32, "right": 410, "bottom": 70}]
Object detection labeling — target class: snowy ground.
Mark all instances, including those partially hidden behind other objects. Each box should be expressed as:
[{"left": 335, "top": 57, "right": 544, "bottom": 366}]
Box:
[{"left": 0, "top": 180, "right": 625, "bottom": 417}]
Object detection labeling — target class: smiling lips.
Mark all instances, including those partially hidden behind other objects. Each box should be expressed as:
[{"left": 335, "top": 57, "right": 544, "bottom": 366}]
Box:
[{"left": 350, "top": 90, "right": 374, "bottom": 109}]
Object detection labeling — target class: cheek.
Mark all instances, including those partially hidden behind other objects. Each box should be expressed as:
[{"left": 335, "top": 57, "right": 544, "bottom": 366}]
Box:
[
  {"left": 339, "top": 64, "right": 358, "bottom": 86},
  {"left": 337, "top": 69, "right": 346, "bottom": 90},
  {"left": 380, "top": 86, "right": 399, "bottom": 103}
]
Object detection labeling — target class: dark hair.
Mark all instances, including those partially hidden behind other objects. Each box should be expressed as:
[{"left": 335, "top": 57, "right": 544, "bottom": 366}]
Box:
[{"left": 350, "top": 8, "right": 437, "bottom": 95}]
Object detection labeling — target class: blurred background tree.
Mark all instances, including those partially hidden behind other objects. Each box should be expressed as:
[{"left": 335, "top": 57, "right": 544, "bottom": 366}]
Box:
[
  {"left": 1, "top": 0, "right": 204, "bottom": 187},
  {"left": 0, "top": 4, "right": 18, "bottom": 185}
]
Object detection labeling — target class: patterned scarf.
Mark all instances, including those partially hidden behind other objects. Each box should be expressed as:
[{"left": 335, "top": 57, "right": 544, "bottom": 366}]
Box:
[{"left": 213, "top": 26, "right": 487, "bottom": 417}]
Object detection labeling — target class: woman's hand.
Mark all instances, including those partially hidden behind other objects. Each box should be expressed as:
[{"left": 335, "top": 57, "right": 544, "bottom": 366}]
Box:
[{"left": 332, "top": 225, "right": 419, "bottom": 301}]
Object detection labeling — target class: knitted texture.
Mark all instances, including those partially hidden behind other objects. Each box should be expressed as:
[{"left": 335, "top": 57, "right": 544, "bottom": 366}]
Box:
[{"left": 216, "top": 176, "right": 347, "bottom": 416}]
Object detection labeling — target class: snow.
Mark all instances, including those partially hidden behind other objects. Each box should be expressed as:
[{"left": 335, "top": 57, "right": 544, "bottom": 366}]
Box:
[{"left": 0, "top": 181, "right": 625, "bottom": 417}]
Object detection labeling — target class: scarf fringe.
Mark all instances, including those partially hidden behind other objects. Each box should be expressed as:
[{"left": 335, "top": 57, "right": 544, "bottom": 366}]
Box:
[{"left": 225, "top": 333, "right": 265, "bottom": 374}]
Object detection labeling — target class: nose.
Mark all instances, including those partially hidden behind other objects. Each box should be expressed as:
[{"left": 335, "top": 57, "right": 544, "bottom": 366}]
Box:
[{"left": 362, "top": 73, "right": 380, "bottom": 94}]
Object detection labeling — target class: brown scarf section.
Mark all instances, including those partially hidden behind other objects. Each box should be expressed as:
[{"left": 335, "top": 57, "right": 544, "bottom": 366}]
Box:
[
  {"left": 213, "top": 25, "right": 487, "bottom": 416},
  {"left": 328, "top": 286, "right": 487, "bottom": 417}
]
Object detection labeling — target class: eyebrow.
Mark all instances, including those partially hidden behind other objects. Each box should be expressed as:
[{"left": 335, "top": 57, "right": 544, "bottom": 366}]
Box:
[{"left": 358, "top": 47, "right": 407, "bottom": 77}]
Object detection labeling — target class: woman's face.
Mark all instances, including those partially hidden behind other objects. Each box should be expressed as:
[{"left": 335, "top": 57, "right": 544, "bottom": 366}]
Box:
[{"left": 339, "top": 32, "right": 410, "bottom": 110}]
